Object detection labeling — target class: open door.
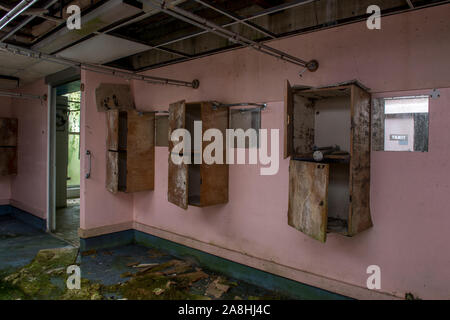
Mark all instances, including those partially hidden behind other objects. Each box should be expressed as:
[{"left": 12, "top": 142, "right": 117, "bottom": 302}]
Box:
[
  {"left": 168, "top": 100, "right": 188, "bottom": 209},
  {"left": 288, "top": 160, "right": 329, "bottom": 243},
  {"left": 126, "top": 111, "right": 155, "bottom": 192},
  {"left": 284, "top": 80, "right": 293, "bottom": 159}
]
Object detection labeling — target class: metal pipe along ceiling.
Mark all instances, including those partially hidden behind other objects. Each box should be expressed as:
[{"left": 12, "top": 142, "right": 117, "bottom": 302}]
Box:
[
  {"left": 0, "top": 43, "right": 200, "bottom": 88},
  {"left": 0, "top": 0, "right": 39, "bottom": 31},
  {"left": 1, "top": 0, "right": 59, "bottom": 41},
  {"left": 146, "top": 0, "right": 319, "bottom": 71}
]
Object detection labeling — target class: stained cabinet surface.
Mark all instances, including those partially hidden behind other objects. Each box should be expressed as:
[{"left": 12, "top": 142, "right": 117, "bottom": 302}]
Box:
[
  {"left": 168, "top": 101, "right": 229, "bottom": 209},
  {"left": 106, "top": 110, "right": 155, "bottom": 193},
  {"left": 0, "top": 118, "right": 18, "bottom": 176}
]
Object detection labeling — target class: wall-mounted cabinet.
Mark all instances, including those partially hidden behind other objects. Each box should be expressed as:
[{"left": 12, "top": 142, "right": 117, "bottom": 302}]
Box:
[
  {"left": 0, "top": 118, "right": 18, "bottom": 176},
  {"left": 168, "top": 101, "right": 229, "bottom": 209},
  {"left": 106, "top": 110, "right": 155, "bottom": 193},
  {"left": 284, "top": 81, "right": 372, "bottom": 242}
]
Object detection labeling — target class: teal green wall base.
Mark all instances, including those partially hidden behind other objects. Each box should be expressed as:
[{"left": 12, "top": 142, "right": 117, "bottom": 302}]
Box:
[
  {"left": 0, "top": 205, "right": 46, "bottom": 231},
  {"left": 80, "top": 229, "right": 350, "bottom": 300},
  {"left": 79, "top": 229, "right": 134, "bottom": 252}
]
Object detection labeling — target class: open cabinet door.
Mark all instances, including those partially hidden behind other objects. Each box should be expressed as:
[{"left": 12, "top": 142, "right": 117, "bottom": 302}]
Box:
[
  {"left": 284, "top": 80, "right": 294, "bottom": 159},
  {"left": 106, "top": 110, "right": 119, "bottom": 193},
  {"left": 168, "top": 100, "right": 189, "bottom": 209},
  {"left": 106, "top": 151, "right": 119, "bottom": 193},
  {"left": 106, "top": 110, "right": 119, "bottom": 151},
  {"left": 288, "top": 160, "right": 329, "bottom": 242},
  {"left": 0, "top": 118, "right": 18, "bottom": 146},
  {"left": 200, "top": 102, "right": 229, "bottom": 207},
  {"left": 371, "top": 97, "right": 385, "bottom": 151},
  {"left": 126, "top": 111, "right": 155, "bottom": 193},
  {"left": 0, "top": 118, "right": 18, "bottom": 176},
  {"left": 349, "top": 85, "right": 372, "bottom": 236}
]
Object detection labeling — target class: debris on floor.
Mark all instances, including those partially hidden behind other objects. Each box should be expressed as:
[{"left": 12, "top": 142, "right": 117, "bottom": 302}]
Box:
[
  {"left": 206, "top": 277, "right": 231, "bottom": 298},
  {"left": 1, "top": 247, "right": 80, "bottom": 299},
  {"left": 0, "top": 243, "right": 288, "bottom": 300}
]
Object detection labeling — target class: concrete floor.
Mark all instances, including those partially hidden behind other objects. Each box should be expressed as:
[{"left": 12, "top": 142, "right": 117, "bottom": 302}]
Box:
[
  {"left": 55, "top": 199, "right": 80, "bottom": 246},
  {"left": 0, "top": 215, "right": 287, "bottom": 300}
]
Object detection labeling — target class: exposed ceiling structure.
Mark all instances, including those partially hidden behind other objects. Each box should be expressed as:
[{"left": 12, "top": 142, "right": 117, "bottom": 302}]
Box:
[{"left": 0, "top": 0, "right": 449, "bottom": 86}]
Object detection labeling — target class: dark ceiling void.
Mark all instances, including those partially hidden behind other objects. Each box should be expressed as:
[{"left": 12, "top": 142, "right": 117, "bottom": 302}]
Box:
[
  {"left": 0, "top": 0, "right": 109, "bottom": 45},
  {"left": 107, "top": 0, "right": 263, "bottom": 46}
]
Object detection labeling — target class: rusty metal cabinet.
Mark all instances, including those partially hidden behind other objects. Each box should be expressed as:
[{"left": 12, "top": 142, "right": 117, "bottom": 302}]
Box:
[
  {"left": 168, "top": 101, "right": 229, "bottom": 209},
  {"left": 106, "top": 110, "right": 155, "bottom": 193},
  {"left": 0, "top": 118, "right": 18, "bottom": 176},
  {"left": 284, "top": 81, "right": 372, "bottom": 242}
]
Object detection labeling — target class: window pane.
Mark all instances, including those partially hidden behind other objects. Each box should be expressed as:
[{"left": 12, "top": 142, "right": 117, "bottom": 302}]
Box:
[
  {"left": 64, "top": 91, "right": 81, "bottom": 187},
  {"left": 385, "top": 97, "right": 429, "bottom": 114},
  {"left": 68, "top": 110, "right": 80, "bottom": 133},
  {"left": 372, "top": 96, "right": 429, "bottom": 152}
]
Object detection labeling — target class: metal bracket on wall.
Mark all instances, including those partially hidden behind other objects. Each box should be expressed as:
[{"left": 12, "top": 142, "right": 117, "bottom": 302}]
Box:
[
  {"left": 430, "top": 89, "right": 441, "bottom": 99},
  {"left": 211, "top": 101, "right": 267, "bottom": 112},
  {"left": 0, "top": 90, "right": 47, "bottom": 101},
  {"left": 137, "top": 110, "right": 169, "bottom": 116}
]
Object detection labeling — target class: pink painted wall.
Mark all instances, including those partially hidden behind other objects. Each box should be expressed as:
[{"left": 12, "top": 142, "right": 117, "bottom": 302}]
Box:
[
  {"left": 0, "top": 96, "right": 12, "bottom": 204},
  {"left": 79, "top": 5, "right": 450, "bottom": 299},
  {"left": 79, "top": 71, "right": 134, "bottom": 230},
  {"left": 9, "top": 80, "right": 48, "bottom": 218}
]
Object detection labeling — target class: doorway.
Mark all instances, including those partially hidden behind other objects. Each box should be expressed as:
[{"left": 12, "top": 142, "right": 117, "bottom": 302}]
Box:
[{"left": 52, "top": 80, "right": 81, "bottom": 246}]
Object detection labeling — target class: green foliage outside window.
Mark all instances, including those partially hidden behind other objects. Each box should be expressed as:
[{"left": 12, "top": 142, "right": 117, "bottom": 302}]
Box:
[{"left": 64, "top": 92, "right": 81, "bottom": 187}]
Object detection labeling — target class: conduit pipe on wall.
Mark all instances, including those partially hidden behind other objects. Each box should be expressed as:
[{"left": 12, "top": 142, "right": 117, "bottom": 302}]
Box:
[
  {"left": 211, "top": 101, "right": 267, "bottom": 112},
  {"left": 0, "top": 90, "right": 46, "bottom": 100},
  {"left": 0, "top": 42, "right": 200, "bottom": 89}
]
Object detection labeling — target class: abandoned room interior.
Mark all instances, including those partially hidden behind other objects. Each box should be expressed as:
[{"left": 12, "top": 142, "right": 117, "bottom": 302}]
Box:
[{"left": 0, "top": 0, "right": 449, "bottom": 303}]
